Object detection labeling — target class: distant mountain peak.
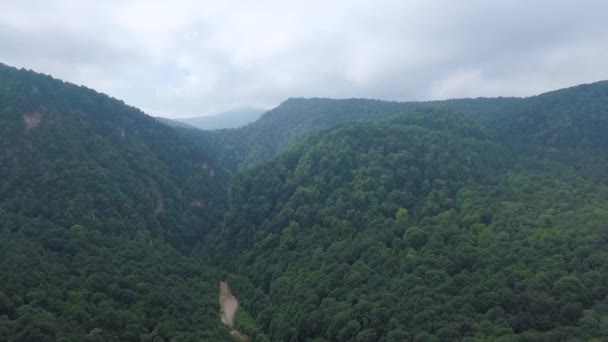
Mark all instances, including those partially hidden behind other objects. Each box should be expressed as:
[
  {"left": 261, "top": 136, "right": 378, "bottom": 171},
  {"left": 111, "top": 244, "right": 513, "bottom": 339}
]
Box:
[{"left": 168, "top": 107, "right": 267, "bottom": 130}]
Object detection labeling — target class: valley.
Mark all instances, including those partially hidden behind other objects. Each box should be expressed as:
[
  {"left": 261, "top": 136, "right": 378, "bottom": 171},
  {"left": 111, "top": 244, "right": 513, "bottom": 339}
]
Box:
[{"left": 1, "top": 63, "right": 608, "bottom": 341}]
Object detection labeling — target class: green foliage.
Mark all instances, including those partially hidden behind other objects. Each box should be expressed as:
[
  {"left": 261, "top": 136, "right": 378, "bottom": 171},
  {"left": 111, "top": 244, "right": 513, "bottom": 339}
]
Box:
[
  {"left": 184, "top": 97, "right": 517, "bottom": 171},
  {"left": 0, "top": 64, "right": 234, "bottom": 340},
  {"left": 218, "top": 113, "right": 608, "bottom": 340},
  {"left": 183, "top": 82, "right": 608, "bottom": 173},
  {"left": 0, "top": 229, "right": 236, "bottom": 341},
  {"left": 495, "top": 81, "right": 608, "bottom": 149},
  {"left": 0, "top": 63, "right": 229, "bottom": 248},
  {"left": 395, "top": 208, "right": 409, "bottom": 225},
  {"left": 234, "top": 308, "right": 270, "bottom": 342},
  {"left": 4, "top": 62, "right": 608, "bottom": 341}
]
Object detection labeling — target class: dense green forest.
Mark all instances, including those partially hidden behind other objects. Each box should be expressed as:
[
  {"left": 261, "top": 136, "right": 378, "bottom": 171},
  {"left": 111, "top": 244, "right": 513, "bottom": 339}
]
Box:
[
  {"left": 217, "top": 114, "right": 608, "bottom": 340},
  {"left": 0, "top": 64, "right": 233, "bottom": 341},
  {"left": 183, "top": 80, "right": 608, "bottom": 172},
  {"left": 2, "top": 63, "right": 608, "bottom": 341},
  {"left": 183, "top": 97, "right": 519, "bottom": 171},
  {"left": 202, "top": 80, "right": 608, "bottom": 340}
]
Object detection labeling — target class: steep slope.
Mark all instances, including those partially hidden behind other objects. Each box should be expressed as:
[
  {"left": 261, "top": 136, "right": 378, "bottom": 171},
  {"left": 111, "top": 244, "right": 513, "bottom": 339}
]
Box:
[
  {"left": 0, "top": 64, "right": 234, "bottom": 340},
  {"left": 174, "top": 107, "right": 266, "bottom": 130},
  {"left": 217, "top": 112, "right": 608, "bottom": 340},
  {"left": 0, "top": 64, "right": 228, "bottom": 247}
]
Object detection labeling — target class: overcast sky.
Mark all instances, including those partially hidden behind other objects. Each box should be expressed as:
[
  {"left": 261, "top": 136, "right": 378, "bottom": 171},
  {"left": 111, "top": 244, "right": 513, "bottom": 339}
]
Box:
[{"left": 1, "top": 1, "right": 607, "bottom": 118}]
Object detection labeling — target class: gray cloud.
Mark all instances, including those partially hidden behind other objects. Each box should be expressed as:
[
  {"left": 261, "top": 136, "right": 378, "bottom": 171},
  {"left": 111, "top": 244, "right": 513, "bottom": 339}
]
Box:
[{"left": 1, "top": 0, "right": 608, "bottom": 118}]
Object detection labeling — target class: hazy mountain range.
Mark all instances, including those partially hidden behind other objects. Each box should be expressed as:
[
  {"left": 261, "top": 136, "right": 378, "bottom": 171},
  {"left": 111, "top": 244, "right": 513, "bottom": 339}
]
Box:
[
  {"left": 2, "top": 63, "right": 608, "bottom": 341},
  {"left": 157, "top": 107, "right": 266, "bottom": 130}
]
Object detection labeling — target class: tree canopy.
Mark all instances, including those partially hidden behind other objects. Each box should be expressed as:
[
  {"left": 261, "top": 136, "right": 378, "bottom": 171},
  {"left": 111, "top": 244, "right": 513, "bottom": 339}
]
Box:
[{"left": 2, "top": 63, "right": 608, "bottom": 341}]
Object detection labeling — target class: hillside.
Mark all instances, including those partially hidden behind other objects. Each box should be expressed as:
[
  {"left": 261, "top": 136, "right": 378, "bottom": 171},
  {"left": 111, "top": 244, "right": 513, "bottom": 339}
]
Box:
[
  {"left": 174, "top": 107, "right": 266, "bottom": 130},
  {"left": 196, "top": 97, "right": 519, "bottom": 171},
  {"left": 194, "top": 81, "right": 607, "bottom": 172},
  {"left": 3, "top": 63, "right": 608, "bottom": 341},
  {"left": 155, "top": 116, "right": 197, "bottom": 129},
  {"left": 494, "top": 81, "right": 608, "bottom": 149},
  {"left": 0, "top": 64, "right": 230, "bottom": 247},
  {"left": 0, "top": 64, "right": 234, "bottom": 340},
  {"left": 216, "top": 112, "right": 608, "bottom": 341}
]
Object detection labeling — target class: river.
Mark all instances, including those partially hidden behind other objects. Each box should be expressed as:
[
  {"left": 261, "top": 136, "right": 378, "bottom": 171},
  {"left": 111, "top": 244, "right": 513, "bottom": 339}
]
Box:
[{"left": 219, "top": 281, "right": 248, "bottom": 341}]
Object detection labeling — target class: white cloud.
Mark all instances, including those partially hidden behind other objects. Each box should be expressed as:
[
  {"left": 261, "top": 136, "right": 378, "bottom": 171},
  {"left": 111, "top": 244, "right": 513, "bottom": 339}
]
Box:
[{"left": 1, "top": 0, "right": 608, "bottom": 117}]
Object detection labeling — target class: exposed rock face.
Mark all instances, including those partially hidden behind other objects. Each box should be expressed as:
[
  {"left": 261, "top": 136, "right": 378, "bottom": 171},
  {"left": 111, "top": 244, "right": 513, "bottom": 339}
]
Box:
[{"left": 24, "top": 112, "right": 43, "bottom": 130}]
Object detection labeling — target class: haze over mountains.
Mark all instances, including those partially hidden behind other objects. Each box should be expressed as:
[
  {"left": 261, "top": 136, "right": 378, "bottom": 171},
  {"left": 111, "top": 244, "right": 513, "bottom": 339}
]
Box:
[
  {"left": 172, "top": 107, "right": 266, "bottom": 130},
  {"left": 2, "top": 63, "right": 608, "bottom": 341}
]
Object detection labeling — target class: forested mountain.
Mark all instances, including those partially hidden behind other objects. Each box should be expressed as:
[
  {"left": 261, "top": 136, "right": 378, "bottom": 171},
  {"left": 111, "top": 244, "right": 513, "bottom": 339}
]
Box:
[
  {"left": 494, "top": 81, "right": 608, "bottom": 149},
  {"left": 216, "top": 112, "right": 608, "bottom": 341},
  {"left": 0, "top": 64, "right": 234, "bottom": 341},
  {"left": 2, "top": 63, "right": 608, "bottom": 341},
  {"left": 192, "top": 81, "right": 606, "bottom": 172},
  {"left": 192, "top": 97, "right": 519, "bottom": 171},
  {"left": 201, "top": 99, "right": 419, "bottom": 170},
  {"left": 154, "top": 116, "right": 197, "bottom": 129},
  {"left": 173, "top": 107, "right": 266, "bottom": 130},
  {"left": 0, "top": 64, "right": 229, "bottom": 247}
]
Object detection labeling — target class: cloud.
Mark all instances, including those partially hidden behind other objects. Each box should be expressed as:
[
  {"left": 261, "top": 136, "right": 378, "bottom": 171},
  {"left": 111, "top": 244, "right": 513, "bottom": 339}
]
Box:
[{"left": 1, "top": 0, "right": 608, "bottom": 117}]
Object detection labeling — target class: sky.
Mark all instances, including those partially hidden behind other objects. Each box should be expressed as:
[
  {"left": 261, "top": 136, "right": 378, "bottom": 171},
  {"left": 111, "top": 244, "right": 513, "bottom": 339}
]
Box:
[{"left": 1, "top": 0, "right": 607, "bottom": 118}]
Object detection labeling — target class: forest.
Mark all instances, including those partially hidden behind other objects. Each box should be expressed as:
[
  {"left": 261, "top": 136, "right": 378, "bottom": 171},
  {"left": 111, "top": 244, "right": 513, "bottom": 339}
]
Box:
[
  {"left": 0, "top": 65, "right": 232, "bottom": 341},
  {"left": 1, "top": 63, "right": 608, "bottom": 341}
]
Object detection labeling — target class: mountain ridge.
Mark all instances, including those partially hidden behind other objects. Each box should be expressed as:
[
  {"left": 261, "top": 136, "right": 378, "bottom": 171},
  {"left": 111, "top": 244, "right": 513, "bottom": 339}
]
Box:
[
  {"left": 0, "top": 63, "right": 235, "bottom": 340},
  {"left": 3, "top": 62, "right": 608, "bottom": 340},
  {"left": 193, "top": 80, "right": 607, "bottom": 171}
]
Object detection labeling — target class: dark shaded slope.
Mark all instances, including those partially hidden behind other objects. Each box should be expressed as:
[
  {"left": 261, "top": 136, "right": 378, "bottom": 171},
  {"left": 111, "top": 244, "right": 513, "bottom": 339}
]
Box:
[
  {"left": 0, "top": 64, "right": 228, "bottom": 247},
  {"left": 494, "top": 80, "right": 608, "bottom": 149},
  {"left": 0, "top": 64, "right": 234, "bottom": 340}
]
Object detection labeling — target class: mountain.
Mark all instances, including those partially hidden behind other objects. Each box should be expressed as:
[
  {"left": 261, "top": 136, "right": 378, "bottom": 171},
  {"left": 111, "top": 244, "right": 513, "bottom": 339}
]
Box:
[
  {"left": 215, "top": 111, "right": 608, "bottom": 341},
  {"left": 191, "top": 97, "right": 519, "bottom": 171},
  {"left": 0, "top": 64, "right": 229, "bottom": 247},
  {"left": 173, "top": 107, "right": 266, "bottom": 130},
  {"left": 0, "top": 64, "right": 234, "bottom": 340},
  {"left": 3, "top": 62, "right": 608, "bottom": 341},
  {"left": 192, "top": 81, "right": 607, "bottom": 172},
  {"left": 154, "top": 116, "right": 197, "bottom": 129},
  {"left": 494, "top": 81, "right": 608, "bottom": 148}
]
